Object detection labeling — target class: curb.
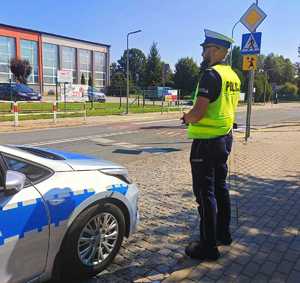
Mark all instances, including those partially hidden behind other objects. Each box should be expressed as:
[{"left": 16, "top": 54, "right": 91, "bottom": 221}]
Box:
[{"left": 0, "top": 111, "right": 183, "bottom": 133}]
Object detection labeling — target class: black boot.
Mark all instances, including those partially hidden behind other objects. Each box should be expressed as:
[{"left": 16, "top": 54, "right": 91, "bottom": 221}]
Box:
[
  {"left": 217, "top": 233, "right": 232, "bottom": 246},
  {"left": 185, "top": 241, "right": 220, "bottom": 260}
]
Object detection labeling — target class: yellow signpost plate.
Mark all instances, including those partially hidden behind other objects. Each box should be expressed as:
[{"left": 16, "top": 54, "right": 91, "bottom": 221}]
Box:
[{"left": 243, "top": 55, "right": 258, "bottom": 71}]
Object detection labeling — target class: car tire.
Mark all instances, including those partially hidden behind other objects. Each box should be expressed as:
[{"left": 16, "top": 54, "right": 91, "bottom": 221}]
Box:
[{"left": 60, "top": 203, "right": 125, "bottom": 279}]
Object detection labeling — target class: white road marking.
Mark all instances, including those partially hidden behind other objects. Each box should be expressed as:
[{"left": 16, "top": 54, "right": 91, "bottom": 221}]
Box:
[
  {"left": 113, "top": 142, "right": 139, "bottom": 149},
  {"left": 164, "top": 131, "right": 177, "bottom": 136},
  {"left": 134, "top": 119, "right": 179, "bottom": 125},
  {"left": 24, "top": 130, "right": 140, "bottom": 146},
  {"left": 89, "top": 137, "right": 114, "bottom": 144}
]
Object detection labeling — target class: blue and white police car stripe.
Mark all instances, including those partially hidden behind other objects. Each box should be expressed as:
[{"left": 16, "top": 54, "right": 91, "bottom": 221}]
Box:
[
  {"left": 0, "top": 189, "right": 95, "bottom": 246},
  {"left": 0, "top": 184, "right": 128, "bottom": 246},
  {"left": 107, "top": 184, "right": 128, "bottom": 195}
]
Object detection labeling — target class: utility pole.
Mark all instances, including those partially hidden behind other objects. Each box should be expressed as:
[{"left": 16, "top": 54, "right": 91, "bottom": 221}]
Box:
[{"left": 126, "top": 29, "right": 142, "bottom": 114}]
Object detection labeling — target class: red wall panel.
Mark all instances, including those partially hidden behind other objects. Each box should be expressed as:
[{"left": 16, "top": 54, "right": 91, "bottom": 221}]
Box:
[{"left": 0, "top": 26, "right": 42, "bottom": 86}]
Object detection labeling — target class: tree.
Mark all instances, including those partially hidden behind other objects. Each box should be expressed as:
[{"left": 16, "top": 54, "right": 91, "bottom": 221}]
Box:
[
  {"left": 295, "top": 62, "right": 300, "bottom": 94},
  {"left": 118, "top": 48, "right": 146, "bottom": 87},
  {"left": 296, "top": 77, "right": 300, "bottom": 95},
  {"left": 161, "top": 62, "right": 174, "bottom": 87},
  {"left": 110, "top": 62, "right": 119, "bottom": 76},
  {"left": 174, "top": 57, "right": 199, "bottom": 97},
  {"left": 10, "top": 58, "right": 32, "bottom": 84},
  {"left": 279, "top": 82, "right": 298, "bottom": 96},
  {"left": 107, "top": 62, "right": 127, "bottom": 96},
  {"left": 254, "top": 72, "right": 272, "bottom": 102},
  {"left": 234, "top": 68, "right": 246, "bottom": 93},
  {"left": 144, "top": 42, "right": 163, "bottom": 86},
  {"left": 81, "top": 73, "right": 86, "bottom": 85},
  {"left": 263, "top": 54, "right": 295, "bottom": 85},
  {"left": 231, "top": 46, "right": 243, "bottom": 71},
  {"left": 88, "top": 74, "right": 93, "bottom": 87}
]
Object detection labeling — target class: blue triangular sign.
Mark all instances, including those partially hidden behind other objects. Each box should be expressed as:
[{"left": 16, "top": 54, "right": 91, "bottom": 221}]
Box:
[{"left": 241, "top": 32, "right": 262, "bottom": 55}]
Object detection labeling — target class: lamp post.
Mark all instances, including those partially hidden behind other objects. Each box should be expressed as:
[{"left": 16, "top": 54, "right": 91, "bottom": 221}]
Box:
[
  {"left": 230, "top": 20, "right": 240, "bottom": 66},
  {"left": 126, "top": 29, "right": 142, "bottom": 114}
]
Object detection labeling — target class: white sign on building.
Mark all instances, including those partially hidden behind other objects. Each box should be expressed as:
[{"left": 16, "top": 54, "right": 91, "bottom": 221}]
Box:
[
  {"left": 57, "top": 70, "right": 73, "bottom": 83},
  {"left": 61, "top": 84, "right": 89, "bottom": 102}
]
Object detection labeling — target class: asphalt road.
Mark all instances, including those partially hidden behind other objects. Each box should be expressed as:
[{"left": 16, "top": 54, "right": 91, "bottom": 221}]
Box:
[{"left": 0, "top": 103, "right": 299, "bottom": 165}]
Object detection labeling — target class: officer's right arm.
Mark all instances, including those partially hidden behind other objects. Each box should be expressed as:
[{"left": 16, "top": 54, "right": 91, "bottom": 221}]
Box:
[{"left": 182, "top": 96, "right": 209, "bottom": 124}]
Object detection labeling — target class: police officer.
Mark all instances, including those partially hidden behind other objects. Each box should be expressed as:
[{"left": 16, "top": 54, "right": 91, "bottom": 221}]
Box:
[{"left": 181, "top": 29, "right": 241, "bottom": 260}]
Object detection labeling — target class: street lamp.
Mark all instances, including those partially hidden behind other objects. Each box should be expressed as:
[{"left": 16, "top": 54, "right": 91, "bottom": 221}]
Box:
[
  {"left": 126, "top": 29, "right": 142, "bottom": 114},
  {"left": 230, "top": 20, "right": 240, "bottom": 66}
]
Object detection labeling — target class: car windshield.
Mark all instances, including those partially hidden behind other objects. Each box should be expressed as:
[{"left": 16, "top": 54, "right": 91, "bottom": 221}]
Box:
[
  {"left": 15, "top": 146, "right": 65, "bottom": 160},
  {"left": 89, "top": 87, "right": 103, "bottom": 93},
  {"left": 88, "top": 87, "right": 95, "bottom": 92},
  {"left": 13, "top": 84, "right": 34, "bottom": 93}
]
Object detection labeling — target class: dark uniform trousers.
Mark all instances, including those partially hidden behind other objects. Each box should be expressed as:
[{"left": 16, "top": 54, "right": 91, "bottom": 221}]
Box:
[{"left": 190, "top": 132, "right": 233, "bottom": 247}]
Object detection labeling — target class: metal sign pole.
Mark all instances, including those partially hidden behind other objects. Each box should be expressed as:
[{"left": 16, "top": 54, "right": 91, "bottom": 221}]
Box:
[
  {"left": 64, "top": 83, "right": 66, "bottom": 112},
  {"left": 245, "top": 69, "right": 254, "bottom": 141},
  {"left": 55, "top": 78, "right": 58, "bottom": 102},
  {"left": 240, "top": 2, "right": 267, "bottom": 141}
]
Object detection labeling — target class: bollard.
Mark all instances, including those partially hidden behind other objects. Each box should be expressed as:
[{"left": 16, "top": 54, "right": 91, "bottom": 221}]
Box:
[
  {"left": 53, "top": 101, "right": 57, "bottom": 124},
  {"left": 13, "top": 102, "right": 19, "bottom": 127}
]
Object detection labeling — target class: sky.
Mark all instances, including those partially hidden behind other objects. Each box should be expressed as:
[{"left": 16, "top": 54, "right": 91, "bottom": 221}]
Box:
[{"left": 1, "top": 0, "right": 299, "bottom": 69}]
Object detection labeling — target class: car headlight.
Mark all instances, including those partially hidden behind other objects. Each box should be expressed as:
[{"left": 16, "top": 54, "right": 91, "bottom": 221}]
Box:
[{"left": 99, "top": 168, "right": 133, "bottom": 184}]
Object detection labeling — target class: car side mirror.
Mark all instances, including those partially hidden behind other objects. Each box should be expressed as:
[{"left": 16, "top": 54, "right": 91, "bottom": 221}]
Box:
[{"left": 5, "top": 170, "right": 26, "bottom": 193}]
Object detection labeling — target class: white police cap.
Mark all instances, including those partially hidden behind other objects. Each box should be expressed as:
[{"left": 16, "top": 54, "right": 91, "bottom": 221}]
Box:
[{"left": 201, "top": 29, "right": 234, "bottom": 49}]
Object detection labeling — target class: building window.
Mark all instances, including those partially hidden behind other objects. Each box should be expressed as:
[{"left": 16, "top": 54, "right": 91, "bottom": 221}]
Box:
[
  {"left": 20, "top": 40, "right": 39, "bottom": 84},
  {"left": 42, "top": 43, "right": 58, "bottom": 85},
  {"left": 94, "top": 51, "right": 106, "bottom": 88},
  {"left": 0, "top": 36, "right": 16, "bottom": 83},
  {"left": 79, "top": 49, "right": 92, "bottom": 85},
  {"left": 61, "top": 46, "right": 76, "bottom": 84}
]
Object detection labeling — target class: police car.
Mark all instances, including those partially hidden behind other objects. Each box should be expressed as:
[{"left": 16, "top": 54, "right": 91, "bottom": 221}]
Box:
[{"left": 0, "top": 145, "right": 139, "bottom": 283}]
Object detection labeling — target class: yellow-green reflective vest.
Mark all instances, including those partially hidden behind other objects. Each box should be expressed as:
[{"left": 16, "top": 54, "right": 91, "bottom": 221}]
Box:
[{"left": 188, "top": 64, "right": 241, "bottom": 139}]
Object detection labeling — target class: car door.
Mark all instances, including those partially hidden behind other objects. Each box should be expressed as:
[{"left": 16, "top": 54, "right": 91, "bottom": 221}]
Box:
[
  {"left": 0, "top": 85, "right": 6, "bottom": 100},
  {"left": 0, "top": 154, "right": 50, "bottom": 283},
  {"left": 0, "top": 85, "right": 13, "bottom": 101}
]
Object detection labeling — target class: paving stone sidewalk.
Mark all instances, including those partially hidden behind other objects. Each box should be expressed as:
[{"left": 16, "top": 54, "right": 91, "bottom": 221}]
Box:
[
  {"left": 163, "top": 125, "right": 300, "bottom": 283},
  {"left": 77, "top": 123, "right": 300, "bottom": 283}
]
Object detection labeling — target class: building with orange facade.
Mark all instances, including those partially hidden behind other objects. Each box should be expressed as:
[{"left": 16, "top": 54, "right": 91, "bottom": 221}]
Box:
[{"left": 0, "top": 23, "right": 110, "bottom": 95}]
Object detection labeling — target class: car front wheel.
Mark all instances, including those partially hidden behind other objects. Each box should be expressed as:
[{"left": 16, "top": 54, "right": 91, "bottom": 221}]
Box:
[{"left": 61, "top": 203, "right": 125, "bottom": 279}]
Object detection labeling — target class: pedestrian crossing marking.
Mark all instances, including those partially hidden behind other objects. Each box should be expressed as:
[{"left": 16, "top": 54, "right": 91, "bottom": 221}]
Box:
[
  {"left": 113, "top": 142, "right": 139, "bottom": 149},
  {"left": 89, "top": 137, "right": 114, "bottom": 144}
]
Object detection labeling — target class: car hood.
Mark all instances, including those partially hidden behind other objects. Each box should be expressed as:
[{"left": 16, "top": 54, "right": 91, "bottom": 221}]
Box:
[
  {"left": 42, "top": 148, "right": 124, "bottom": 171},
  {"left": 90, "top": 92, "right": 105, "bottom": 96}
]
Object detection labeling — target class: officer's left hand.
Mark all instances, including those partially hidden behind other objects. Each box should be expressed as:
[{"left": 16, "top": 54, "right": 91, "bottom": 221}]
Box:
[{"left": 180, "top": 113, "right": 188, "bottom": 125}]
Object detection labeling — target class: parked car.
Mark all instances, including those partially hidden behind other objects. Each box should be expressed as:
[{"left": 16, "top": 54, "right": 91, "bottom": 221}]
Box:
[
  {"left": 0, "top": 145, "right": 139, "bottom": 282},
  {"left": 0, "top": 83, "right": 41, "bottom": 101},
  {"left": 181, "top": 100, "right": 193, "bottom": 106},
  {"left": 88, "top": 87, "right": 106, "bottom": 102}
]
